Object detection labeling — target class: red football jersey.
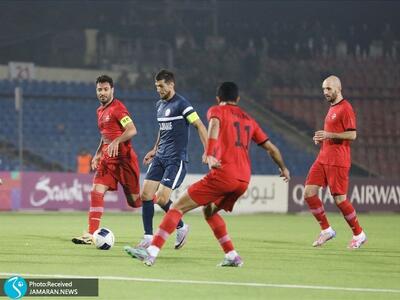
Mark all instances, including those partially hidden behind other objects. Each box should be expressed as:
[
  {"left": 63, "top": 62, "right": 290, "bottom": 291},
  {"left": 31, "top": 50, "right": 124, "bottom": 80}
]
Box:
[
  {"left": 316, "top": 99, "right": 356, "bottom": 168},
  {"left": 97, "top": 98, "right": 134, "bottom": 158},
  {"left": 207, "top": 104, "right": 269, "bottom": 182}
]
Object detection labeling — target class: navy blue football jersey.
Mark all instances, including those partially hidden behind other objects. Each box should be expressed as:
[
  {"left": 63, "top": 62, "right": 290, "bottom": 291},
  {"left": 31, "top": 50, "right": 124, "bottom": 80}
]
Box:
[{"left": 155, "top": 93, "right": 198, "bottom": 161}]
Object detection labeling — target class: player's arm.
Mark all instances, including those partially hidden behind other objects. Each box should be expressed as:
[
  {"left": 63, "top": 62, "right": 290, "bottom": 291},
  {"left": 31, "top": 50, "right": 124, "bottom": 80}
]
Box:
[
  {"left": 205, "top": 117, "right": 221, "bottom": 169},
  {"left": 143, "top": 130, "right": 160, "bottom": 165},
  {"left": 314, "top": 130, "right": 356, "bottom": 142},
  {"left": 107, "top": 116, "right": 137, "bottom": 157},
  {"left": 186, "top": 111, "right": 208, "bottom": 163},
  {"left": 91, "top": 137, "right": 104, "bottom": 170},
  {"left": 259, "top": 140, "right": 290, "bottom": 182}
]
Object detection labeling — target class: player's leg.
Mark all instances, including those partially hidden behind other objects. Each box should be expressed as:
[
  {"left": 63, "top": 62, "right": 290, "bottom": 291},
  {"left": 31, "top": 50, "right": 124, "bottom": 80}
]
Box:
[
  {"left": 138, "top": 179, "right": 160, "bottom": 247},
  {"left": 155, "top": 159, "right": 188, "bottom": 249},
  {"left": 120, "top": 157, "right": 142, "bottom": 208},
  {"left": 328, "top": 166, "right": 366, "bottom": 249},
  {"left": 155, "top": 183, "right": 188, "bottom": 249},
  {"left": 125, "top": 190, "right": 198, "bottom": 265},
  {"left": 72, "top": 183, "right": 109, "bottom": 245},
  {"left": 203, "top": 203, "right": 243, "bottom": 267},
  {"left": 304, "top": 162, "right": 335, "bottom": 247}
]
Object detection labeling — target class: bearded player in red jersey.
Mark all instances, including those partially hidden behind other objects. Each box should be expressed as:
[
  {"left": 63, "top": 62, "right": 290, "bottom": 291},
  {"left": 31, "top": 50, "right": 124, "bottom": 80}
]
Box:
[
  {"left": 72, "top": 75, "right": 142, "bottom": 244},
  {"left": 124, "top": 81, "right": 291, "bottom": 266},
  {"left": 304, "top": 75, "right": 367, "bottom": 249}
]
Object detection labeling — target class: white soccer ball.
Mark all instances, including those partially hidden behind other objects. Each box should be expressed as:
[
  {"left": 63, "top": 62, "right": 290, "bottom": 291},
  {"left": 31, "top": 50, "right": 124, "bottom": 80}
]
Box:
[{"left": 93, "top": 228, "right": 115, "bottom": 250}]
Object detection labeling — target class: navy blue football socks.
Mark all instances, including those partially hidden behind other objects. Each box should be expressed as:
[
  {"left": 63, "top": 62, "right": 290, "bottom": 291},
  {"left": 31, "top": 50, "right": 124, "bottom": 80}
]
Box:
[{"left": 142, "top": 200, "right": 154, "bottom": 235}]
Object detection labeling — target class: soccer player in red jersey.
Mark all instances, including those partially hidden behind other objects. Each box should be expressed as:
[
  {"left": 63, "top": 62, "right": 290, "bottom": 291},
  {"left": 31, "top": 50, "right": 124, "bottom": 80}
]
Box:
[
  {"left": 72, "top": 75, "right": 142, "bottom": 244},
  {"left": 304, "top": 75, "right": 367, "bottom": 249},
  {"left": 124, "top": 82, "right": 291, "bottom": 266}
]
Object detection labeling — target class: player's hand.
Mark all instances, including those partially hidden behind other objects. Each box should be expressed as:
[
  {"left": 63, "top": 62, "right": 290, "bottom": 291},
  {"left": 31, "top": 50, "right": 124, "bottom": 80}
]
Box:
[
  {"left": 91, "top": 155, "right": 101, "bottom": 170},
  {"left": 279, "top": 167, "right": 290, "bottom": 182},
  {"left": 313, "top": 136, "right": 321, "bottom": 145},
  {"left": 207, "top": 155, "right": 221, "bottom": 170},
  {"left": 314, "top": 130, "right": 330, "bottom": 142},
  {"left": 143, "top": 149, "right": 156, "bottom": 165},
  {"left": 107, "top": 140, "right": 120, "bottom": 157},
  {"left": 202, "top": 152, "right": 207, "bottom": 164},
  {"left": 0, "top": 178, "right": 3, "bottom": 185}
]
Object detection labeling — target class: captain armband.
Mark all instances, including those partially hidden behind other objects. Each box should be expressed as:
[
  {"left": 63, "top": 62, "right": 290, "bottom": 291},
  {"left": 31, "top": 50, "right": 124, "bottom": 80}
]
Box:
[
  {"left": 120, "top": 116, "right": 133, "bottom": 127},
  {"left": 186, "top": 112, "right": 200, "bottom": 124}
]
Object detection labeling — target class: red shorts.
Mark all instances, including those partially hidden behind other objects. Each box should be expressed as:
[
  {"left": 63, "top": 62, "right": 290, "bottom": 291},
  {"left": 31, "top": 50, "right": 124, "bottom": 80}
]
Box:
[
  {"left": 94, "top": 150, "right": 140, "bottom": 195},
  {"left": 188, "top": 171, "right": 248, "bottom": 212},
  {"left": 305, "top": 161, "right": 349, "bottom": 195}
]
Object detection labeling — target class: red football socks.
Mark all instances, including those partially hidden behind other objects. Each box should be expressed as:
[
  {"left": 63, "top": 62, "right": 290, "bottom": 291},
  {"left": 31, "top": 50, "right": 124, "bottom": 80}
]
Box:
[
  {"left": 305, "top": 195, "right": 330, "bottom": 230},
  {"left": 337, "top": 200, "right": 362, "bottom": 235},
  {"left": 88, "top": 191, "right": 104, "bottom": 234},
  {"left": 206, "top": 213, "right": 234, "bottom": 253},
  {"left": 152, "top": 208, "right": 182, "bottom": 249}
]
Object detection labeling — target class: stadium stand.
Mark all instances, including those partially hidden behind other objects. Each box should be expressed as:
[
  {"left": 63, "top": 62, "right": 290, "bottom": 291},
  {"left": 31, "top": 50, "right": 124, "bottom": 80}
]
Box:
[{"left": 0, "top": 79, "right": 314, "bottom": 175}]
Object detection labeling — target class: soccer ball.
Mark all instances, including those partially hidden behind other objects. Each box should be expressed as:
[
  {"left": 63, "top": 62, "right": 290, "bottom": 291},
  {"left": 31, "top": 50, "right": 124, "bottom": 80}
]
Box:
[{"left": 93, "top": 228, "right": 115, "bottom": 250}]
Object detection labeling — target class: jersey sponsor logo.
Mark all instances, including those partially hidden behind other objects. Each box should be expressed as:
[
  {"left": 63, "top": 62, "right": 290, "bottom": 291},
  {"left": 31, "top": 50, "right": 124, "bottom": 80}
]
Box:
[
  {"left": 103, "top": 114, "right": 111, "bottom": 122},
  {"left": 159, "top": 122, "right": 173, "bottom": 130},
  {"left": 165, "top": 108, "right": 171, "bottom": 116}
]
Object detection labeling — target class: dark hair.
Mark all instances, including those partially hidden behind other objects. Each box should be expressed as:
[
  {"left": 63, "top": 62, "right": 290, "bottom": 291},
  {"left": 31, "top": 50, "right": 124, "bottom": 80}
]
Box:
[
  {"left": 96, "top": 75, "right": 114, "bottom": 87},
  {"left": 217, "top": 82, "right": 239, "bottom": 102},
  {"left": 155, "top": 69, "right": 175, "bottom": 83}
]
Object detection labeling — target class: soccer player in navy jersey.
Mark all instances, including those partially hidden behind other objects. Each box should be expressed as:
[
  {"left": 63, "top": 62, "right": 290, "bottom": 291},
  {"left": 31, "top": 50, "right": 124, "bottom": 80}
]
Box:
[
  {"left": 125, "top": 82, "right": 290, "bottom": 266},
  {"left": 304, "top": 75, "right": 366, "bottom": 249},
  {"left": 137, "top": 69, "right": 208, "bottom": 249}
]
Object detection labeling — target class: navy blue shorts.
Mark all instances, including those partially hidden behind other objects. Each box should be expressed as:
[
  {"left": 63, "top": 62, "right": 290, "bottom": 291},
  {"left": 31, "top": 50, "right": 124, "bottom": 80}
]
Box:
[{"left": 145, "top": 156, "right": 187, "bottom": 190}]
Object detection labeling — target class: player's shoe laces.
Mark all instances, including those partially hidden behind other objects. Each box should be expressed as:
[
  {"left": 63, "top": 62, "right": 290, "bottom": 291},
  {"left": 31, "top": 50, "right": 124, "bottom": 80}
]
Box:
[
  {"left": 136, "top": 237, "right": 152, "bottom": 249},
  {"left": 124, "top": 246, "right": 156, "bottom": 266},
  {"left": 218, "top": 255, "right": 243, "bottom": 267},
  {"left": 348, "top": 231, "right": 367, "bottom": 249},
  {"left": 71, "top": 232, "right": 93, "bottom": 245},
  {"left": 175, "top": 224, "right": 189, "bottom": 250},
  {"left": 312, "top": 228, "right": 336, "bottom": 247}
]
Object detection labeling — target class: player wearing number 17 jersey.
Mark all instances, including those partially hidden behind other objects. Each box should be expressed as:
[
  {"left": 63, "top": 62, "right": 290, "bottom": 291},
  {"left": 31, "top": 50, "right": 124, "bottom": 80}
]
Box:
[{"left": 124, "top": 82, "right": 291, "bottom": 267}]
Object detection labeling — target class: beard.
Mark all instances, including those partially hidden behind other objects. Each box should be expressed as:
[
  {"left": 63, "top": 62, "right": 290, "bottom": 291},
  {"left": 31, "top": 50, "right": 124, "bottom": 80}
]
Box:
[
  {"left": 99, "top": 94, "right": 112, "bottom": 105},
  {"left": 160, "top": 91, "right": 172, "bottom": 100},
  {"left": 325, "top": 92, "right": 337, "bottom": 103}
]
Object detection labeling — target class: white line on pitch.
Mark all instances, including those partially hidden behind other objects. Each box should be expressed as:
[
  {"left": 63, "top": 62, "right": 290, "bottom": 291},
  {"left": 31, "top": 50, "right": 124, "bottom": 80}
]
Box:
[{"left": 1, "top": 272, "right": 399, "bottom": 294}]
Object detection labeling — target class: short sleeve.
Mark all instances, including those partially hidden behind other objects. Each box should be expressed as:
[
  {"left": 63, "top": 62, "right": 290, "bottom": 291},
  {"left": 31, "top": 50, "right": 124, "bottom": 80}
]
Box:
[
  {"left": 252, "top": 119, "right": 269, "bottom": 145},
  {"left": 207, "top": 106, "right": 222, "bottom": 121},
  {"left": 342, "top": 105, "right": 356, "bottom": 131},
  {"left": 114, "top": 103, "right": 132, "bottom": 127},
  {"left": 180, "top": 98, "right": 195, "bottom": 118}
]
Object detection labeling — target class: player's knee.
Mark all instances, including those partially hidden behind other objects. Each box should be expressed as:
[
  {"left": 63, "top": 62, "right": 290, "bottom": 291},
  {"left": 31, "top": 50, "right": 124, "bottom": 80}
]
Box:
[
  {"left": 140, "top": 190, "right": 154, "bottom": 201},
  {"left": 92, "top": 184, "right": 107, "bottom": 194},
  {"left": 155, "top": 193, "right": 169, "bottom": 206},
  {"left": 126, "top": 194, "right": 141, "bottom": 208},
  {"left": 304, "top": 185, "right": 318, "bottom": 198},
  {"left": 202, "top": 205, "right": 214, "bottom": 219},
  {"left": 334, "top": 195, "right": 346, "bottom": 205}
]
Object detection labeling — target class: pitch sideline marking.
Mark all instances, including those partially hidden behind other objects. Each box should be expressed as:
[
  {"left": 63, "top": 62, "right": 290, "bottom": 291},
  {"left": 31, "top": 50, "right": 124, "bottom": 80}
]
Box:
[{"left": 0, "top": 272, "right": 399, "bottom": 294}]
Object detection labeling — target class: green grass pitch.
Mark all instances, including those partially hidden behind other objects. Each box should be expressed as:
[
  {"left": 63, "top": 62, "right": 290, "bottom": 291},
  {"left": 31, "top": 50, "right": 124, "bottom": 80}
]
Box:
[{"left": 1, "top": 212, "right": 399, "bottom": 299}]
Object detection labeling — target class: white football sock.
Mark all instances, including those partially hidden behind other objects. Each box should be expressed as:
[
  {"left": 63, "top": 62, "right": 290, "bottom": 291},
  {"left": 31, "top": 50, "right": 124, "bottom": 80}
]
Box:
[
  {"left": 147, "top": 245, "right": 160, "bottom": 257},
  {"left": 226, "top": 250, "right": 238, "bottom": 260}
]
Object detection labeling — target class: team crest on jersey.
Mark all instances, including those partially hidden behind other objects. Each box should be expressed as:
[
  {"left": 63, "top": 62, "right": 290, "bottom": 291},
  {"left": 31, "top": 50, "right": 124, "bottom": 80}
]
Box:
[
  {"left": 103, "top": 114, "right": 111, "bottom": 122},
  {"left": 331, "top": 113, "right": 337, "bottom": 120},
  {"left": 165, "top": 109, "right": 171, "bottom": 116}
]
